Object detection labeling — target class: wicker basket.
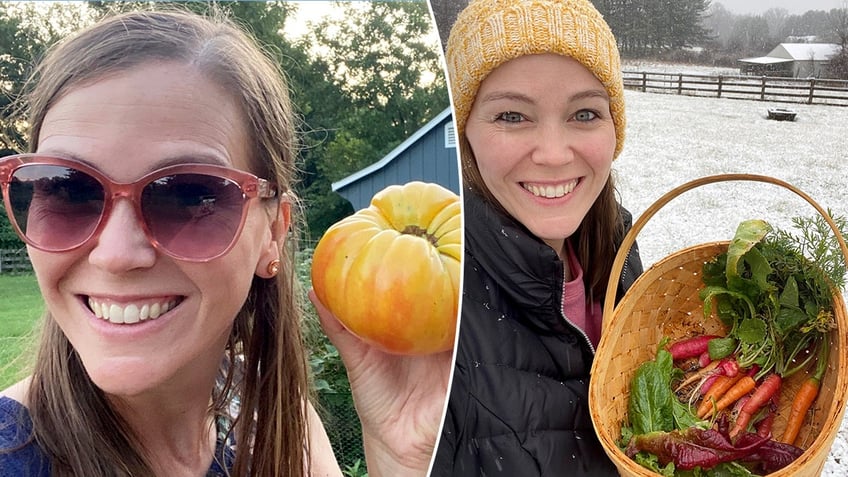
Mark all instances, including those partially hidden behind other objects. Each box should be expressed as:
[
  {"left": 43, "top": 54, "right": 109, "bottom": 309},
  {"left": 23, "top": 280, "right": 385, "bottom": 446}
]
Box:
[{"left": 589, "top": 174, "right": 848, "bottom": 477}]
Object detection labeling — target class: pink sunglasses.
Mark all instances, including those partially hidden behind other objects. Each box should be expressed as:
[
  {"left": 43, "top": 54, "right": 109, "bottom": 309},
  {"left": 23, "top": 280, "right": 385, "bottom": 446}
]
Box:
[{"left": 0, "top": 154, "right": 278, "bottom": 262}]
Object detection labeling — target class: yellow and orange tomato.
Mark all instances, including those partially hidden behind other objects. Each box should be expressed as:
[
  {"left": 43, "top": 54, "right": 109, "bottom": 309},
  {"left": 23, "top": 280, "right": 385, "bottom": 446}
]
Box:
[{"left": 310, "top": 181, "right": 461, "bottom": 355}]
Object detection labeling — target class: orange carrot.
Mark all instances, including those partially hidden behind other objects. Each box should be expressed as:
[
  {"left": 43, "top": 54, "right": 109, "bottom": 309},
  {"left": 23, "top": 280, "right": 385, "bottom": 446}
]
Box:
[
  {"left": 699, "top": 375, "right": 757, "bottom": 419},
  {"left": 781, "top": 378, "right": 819, "bottom": 445},
  {"left": 709, "top": 375, "right": 756, "bottom": 417},
  {"left": 729, "top": 373, "right": 782, "bottom": 439},
  {"left": 697, "top": 374, "right": 744, "bottom": 418},
  {"left": 781, "top": 340, "right": 828, "bottom": 445}
]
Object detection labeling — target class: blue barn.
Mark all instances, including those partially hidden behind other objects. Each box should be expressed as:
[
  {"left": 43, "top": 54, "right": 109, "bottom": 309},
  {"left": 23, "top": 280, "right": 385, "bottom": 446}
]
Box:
[{"left": 332, "top": 108, "right": 459, "bottom": 211}]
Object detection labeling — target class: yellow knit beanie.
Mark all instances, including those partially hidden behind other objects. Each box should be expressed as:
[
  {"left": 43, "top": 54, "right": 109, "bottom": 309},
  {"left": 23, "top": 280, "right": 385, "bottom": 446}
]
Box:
[{"left": 447, "top": 0, "right": 626, "bottom": 159}]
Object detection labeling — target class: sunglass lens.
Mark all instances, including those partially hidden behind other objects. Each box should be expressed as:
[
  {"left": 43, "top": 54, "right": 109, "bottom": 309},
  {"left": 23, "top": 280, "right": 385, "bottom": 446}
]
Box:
[
  {"left": 141, "top": 174, "right": 245, "bottom": 260},
  {"left": 9, "top": 164, "right": 105, "bottom": 250}
]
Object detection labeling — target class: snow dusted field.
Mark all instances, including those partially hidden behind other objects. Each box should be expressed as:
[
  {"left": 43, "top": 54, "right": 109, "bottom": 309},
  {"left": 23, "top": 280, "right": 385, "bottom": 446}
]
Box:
[
  {"left": 613, "top": 88, "right": 848, "bottom": 474},
  {"left": 622, "top": 59, "right": 741, "bottom": 76}
]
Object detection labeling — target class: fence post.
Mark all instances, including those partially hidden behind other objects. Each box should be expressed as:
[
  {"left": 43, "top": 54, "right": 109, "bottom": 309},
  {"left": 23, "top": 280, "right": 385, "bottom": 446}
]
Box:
[
  {"left": 641, "top": 72, "right": 647, "bottom": 92},
  {"left": 717, "top": 75, "right": 723, "bottom": 98},
  {"left": 808, "top": 78, "right": 816, "bottom": 105},
  {"left": 761, "top": 76, "right": 767, "bottom": 101},
  {"left": 678, "top": 74, "right": 683, "bottom": 95}
]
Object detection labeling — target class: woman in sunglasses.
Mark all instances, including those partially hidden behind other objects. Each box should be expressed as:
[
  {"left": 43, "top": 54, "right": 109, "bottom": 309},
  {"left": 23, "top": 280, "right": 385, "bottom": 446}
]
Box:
[{"left": 0, "top": 8, "right": 446, "bottom": 477}]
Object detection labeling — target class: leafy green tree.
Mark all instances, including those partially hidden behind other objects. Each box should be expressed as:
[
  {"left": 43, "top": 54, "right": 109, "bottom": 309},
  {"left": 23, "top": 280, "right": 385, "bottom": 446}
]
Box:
[
  {"left": 0, "top": 207, "right": 24, "bottom": 250},
  {"left": 1, "top": 3, "right": 85, "bottom": 250},
  {"left": 0, "top": 2, "right": 90, "bottom": 153},
  {"left": 298, "top": 1, "right": 448, "bottom": 240}
]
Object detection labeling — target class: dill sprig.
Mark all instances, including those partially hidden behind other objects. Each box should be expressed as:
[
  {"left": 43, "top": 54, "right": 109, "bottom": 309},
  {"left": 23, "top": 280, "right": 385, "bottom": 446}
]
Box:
[{"left": 770, "top": 209, "right": 848, "bottom": 292}]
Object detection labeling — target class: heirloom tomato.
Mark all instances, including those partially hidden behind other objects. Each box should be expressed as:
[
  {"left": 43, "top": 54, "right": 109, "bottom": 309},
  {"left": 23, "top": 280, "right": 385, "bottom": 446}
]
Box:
[{"left": 310, "top": 181, "right": 461, "bottom": 355}]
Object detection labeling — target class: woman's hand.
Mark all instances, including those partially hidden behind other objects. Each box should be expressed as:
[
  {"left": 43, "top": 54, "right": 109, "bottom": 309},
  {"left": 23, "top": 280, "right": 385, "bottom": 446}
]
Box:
[{"left": 308, "top": 290, "right": 452, "bottom": 477}]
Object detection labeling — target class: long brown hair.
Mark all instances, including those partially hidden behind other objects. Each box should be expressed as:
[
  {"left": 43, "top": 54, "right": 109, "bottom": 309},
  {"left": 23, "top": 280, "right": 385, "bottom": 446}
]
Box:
[
  {"left": 459, "top": 136, "right": 625, "bottom": 303},
  {"left": 20, "top": 8, "right": 310, "bottom": 477}
]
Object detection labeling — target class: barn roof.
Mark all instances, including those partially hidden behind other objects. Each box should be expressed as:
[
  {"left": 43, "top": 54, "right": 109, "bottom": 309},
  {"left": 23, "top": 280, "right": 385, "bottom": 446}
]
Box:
[
  {"left": 738, "top": 56, "right": 792, "bottom": 65},
  {"left": 332, "top": 107, "right": 452, "bottom": 191},
  {"left": 767, "top": 43, "right": 840, "bottom": 60}
]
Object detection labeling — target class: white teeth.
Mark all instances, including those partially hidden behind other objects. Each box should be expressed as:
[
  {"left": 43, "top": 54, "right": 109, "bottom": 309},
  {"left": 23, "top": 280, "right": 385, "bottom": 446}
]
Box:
[
  {"left": 124, "top": 304, "right": 140, "bottom": 324},
  {"left": 109, "top": 304, "right": 124, "bottom": 324},
  {"left": 524, "top": 180, "right": 577, "bottom": 198},
  {"left": 87, "top": 298, "right": 179, "bottom": 324}
]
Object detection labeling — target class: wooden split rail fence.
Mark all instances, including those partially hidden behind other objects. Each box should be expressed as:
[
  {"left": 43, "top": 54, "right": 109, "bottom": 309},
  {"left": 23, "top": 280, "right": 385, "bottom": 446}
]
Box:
[
  {"left": 623, "top": 71, "right": 848, "bottom": 106},
  {"left": 0, "top": 249, "right": 32, "bottom": 274}
]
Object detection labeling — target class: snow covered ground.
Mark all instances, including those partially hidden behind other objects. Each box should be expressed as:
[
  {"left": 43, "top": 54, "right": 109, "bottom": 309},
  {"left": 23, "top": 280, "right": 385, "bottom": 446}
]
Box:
[
  {"left": 622, "top": 59, "right": 741, "bottom": 77},
  {"left": 613, "top": 89, "right": 848, "bottom": 474}
]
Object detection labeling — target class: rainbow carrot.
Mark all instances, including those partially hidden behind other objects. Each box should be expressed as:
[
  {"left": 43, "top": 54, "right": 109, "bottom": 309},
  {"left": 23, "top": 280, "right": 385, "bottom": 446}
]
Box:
[{"left": 729, "top": 373, "right": 782, "bottom": 438}]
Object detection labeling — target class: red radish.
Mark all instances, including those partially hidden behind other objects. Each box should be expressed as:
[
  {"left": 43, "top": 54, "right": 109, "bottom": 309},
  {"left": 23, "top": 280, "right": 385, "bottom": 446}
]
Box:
[
  {"left": 698, "top": 351, "right": 712, "bottom": 368},
  {"left": 676, "top": 360, "right": 721, "bottom": 393},
  {"left": 668, "top": 335, "right": 721, "bottom": 361},
  {"left": 719, "top": 358, "right": 740, "bottom": 377},
  {"left": 700, "top": 374, "right": 720, "bottom": 395}
]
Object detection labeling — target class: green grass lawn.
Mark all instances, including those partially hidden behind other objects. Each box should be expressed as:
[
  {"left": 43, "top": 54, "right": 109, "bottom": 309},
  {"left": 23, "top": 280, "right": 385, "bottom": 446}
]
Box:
[{"left": 0, "top": 274, "right": 43, "bottom": 389}]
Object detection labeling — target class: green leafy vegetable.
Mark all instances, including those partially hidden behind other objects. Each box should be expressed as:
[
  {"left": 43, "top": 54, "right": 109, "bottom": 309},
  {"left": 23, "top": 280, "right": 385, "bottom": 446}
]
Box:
[
  {"left": 629, "top": 347, "right": 677, "bottom": 435},
  {"left": 698, "top": 216, "right": 845, "bottom": 379}
]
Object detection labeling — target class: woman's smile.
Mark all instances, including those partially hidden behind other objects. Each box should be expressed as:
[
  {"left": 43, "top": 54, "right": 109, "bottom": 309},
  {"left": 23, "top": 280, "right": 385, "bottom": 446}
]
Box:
[
  {"left": 86, "top": 296, "right": 185, "bottom": 324},
  {"left": 521, "top": 178, "right": 580, "bottom": 199}
]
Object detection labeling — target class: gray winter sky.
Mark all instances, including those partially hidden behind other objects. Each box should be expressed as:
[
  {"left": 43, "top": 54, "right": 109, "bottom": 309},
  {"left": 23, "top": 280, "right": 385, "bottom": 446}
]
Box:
[{"left": 717, "top": 0, "right": 846, "bottom": 15}]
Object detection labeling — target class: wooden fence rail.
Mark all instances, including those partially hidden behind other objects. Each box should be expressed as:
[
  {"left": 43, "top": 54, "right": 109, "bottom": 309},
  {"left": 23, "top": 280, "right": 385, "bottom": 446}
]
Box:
[
  {"left": 0, "top": 249, "right": 32, "bottom": 274},
  {"left": 623, "top": 71, "right": 848, "bottom": 106}
]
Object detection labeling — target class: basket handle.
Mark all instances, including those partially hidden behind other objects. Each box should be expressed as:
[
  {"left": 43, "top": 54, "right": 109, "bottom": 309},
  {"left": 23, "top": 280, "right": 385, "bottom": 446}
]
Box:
[{"left": 603, "top": 173, "right": 848, "bottom": 329}]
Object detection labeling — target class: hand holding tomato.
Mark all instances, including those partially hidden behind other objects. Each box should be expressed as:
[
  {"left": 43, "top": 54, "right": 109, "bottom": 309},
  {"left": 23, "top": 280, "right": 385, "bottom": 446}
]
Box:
[
  {"left": 310, "top": 181, "right": 461, "bottom": 355},
  {"left": 309, "top": 290, "right": 451, "bottom": 476}
]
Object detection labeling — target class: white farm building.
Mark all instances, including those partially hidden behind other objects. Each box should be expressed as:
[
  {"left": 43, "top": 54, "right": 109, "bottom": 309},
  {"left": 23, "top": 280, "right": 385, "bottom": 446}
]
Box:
[{"left": 738, "top": 43, "right": 841, "bottom": 78}]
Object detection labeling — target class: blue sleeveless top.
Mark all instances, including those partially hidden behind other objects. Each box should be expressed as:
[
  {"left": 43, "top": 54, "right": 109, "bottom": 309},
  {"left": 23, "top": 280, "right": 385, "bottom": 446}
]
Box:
[{"left": 0, "top": 396, "right": 233, "bottom": 476}]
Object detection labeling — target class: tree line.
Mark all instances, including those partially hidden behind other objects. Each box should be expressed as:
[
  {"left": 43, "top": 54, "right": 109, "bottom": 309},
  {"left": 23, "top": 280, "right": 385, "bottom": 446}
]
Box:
[
  {"left": 0, "top": 0, "right": 448, "bottom": 248},
  {"left": 594, "top": 0, "right": 713, "bottom": 53},
  {"left": 591, "top": 0, "right": 848, "bottom": 78}
]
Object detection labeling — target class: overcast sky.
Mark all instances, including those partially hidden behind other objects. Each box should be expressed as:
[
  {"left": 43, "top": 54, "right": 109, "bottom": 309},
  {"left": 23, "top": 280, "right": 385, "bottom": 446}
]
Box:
[{"left": 716, "top": 0, "right": 846, "bottom": 15}]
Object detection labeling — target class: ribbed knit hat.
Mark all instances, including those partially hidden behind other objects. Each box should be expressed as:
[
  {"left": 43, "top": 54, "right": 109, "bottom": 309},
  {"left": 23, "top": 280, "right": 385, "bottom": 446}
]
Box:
[{"left": 447, "top": 0, "right": 625, "bottom": 159}]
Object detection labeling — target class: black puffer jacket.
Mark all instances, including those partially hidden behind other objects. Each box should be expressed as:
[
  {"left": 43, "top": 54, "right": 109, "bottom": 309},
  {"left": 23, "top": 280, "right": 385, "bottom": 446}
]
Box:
[{"left": 431, "top": 191, "right": 644, "bottom": 477}]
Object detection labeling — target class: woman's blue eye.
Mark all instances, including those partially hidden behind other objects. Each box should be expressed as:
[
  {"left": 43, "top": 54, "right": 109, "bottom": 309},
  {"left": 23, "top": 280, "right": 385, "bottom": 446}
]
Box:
[
  {"left": 575, "top": 110, "right": 598, "bottom": 122},
  {"left": 496, "top": 111, "right": 524, "bottom": 123}
]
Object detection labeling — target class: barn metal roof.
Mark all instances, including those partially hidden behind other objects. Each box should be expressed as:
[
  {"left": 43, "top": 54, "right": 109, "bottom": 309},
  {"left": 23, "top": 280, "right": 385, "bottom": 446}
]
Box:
[
  {"left": 332, "top": 107, "right": 453, "bottom": 191},
  {"left": 738, "top": 56, "right": 793, "bottom": 64},
  {"left": 767, "top": 43, "right": 840, "bottom": 60}
]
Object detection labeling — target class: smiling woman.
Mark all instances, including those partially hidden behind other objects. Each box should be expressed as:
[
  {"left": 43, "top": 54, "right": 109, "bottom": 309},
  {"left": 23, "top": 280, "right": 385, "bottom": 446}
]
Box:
[
  {"left": 0, "top": 6, "right": 451, "bottom": 477},
  {"left": 430, "top": 0, "right": 644, "bottom": 475}
]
